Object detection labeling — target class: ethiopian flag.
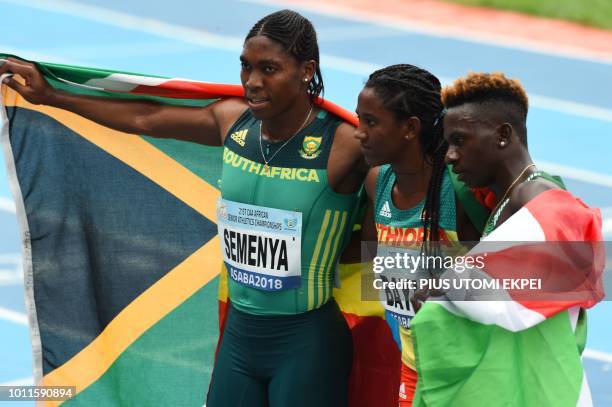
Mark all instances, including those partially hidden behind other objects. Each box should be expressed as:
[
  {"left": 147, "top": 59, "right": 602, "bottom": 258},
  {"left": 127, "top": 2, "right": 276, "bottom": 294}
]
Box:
[
  {"left": 411, "top": 189, "right": 605, "bottom": 407},
  {"left": 0, "top": 55, "right": 400, "bottom": 406}
]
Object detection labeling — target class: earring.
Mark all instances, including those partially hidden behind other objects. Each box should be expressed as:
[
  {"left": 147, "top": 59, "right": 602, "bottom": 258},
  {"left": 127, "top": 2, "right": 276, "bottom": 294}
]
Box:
[
  {"left": 304, "top": 78, "right": 309, "bottom": 82},
  {"left": 500, "top": 141, "right": 506, "bottom": 147}
]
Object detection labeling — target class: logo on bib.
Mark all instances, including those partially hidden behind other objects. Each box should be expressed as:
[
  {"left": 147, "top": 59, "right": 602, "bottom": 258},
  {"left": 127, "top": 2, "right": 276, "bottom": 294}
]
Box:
[
  {"left": 217, "top": 202, "right": 228, "bottom": 220},
  {"left": 379, "top": 201, "right": 392, "bottom": 218},
  {"left": 284, "top": 217, "right": 298, "bottom": 231},
  {"left": 299, "top": 136, "right": 322, "bottom": 159},
  {"left": 230, "top": 129, "right": 248, "bottom": 147}
]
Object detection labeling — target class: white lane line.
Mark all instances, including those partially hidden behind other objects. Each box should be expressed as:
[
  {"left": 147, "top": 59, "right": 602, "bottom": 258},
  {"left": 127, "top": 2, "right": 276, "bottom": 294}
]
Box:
[
  {"left": 3, "top": 0, "right": 612, "bottom": 123},
  {"left": 603, "top": 218, "right": 612, "bottom": 236},
  {"left": 583, "top": 348, "right": 612, "bottom": 364},
  {"left": 317, "top": 24, "right": 407, "bottom": 42},
  {"left": 0, "top": 45, "right": 84, "bottom": 66},
  {"left": 3, "top": 54, "right": 612, "bottom": 186},
  {"left": 529, "top": 95, "right": 612, "bottom": 123},
  {"left": 240, "top": 0, "right": 612, "bottom": 65},
  {"left": 602, "top": 206, "right": 612, "bottom": 235},
  {"left": 322, "top": 54, "right": 612, "bottom": 123},
  {"left": 0, "top": 253, "right": 21, "bottom": 287},
  {"left": 0, "top": 377, "right": 34, "bottom": 386},
  {"left": 43, "top": 41, "right": 203, "bottom": 60},
  {"left": 535, "top": 161, "right": 612, "bottom": 189},
  {"left": 0, "top": 197, "right": 16, "bottom": 213},
  {"left": 0, "top": 0, "right": 243, "bottom": 50},
  {"left": 0, "top": 269, "right": 22, "bottom": 286},
  {"left": 0, "top": 306, "right": 28, "bottom": 326}
]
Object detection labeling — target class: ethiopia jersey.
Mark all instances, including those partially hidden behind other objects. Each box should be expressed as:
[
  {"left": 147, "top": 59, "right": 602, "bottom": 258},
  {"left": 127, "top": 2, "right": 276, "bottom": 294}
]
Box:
[
  {"left": 219, "top": 109, "right": 358, "bottom": 316},
  {"left": 374, "top": 164, "right": 459, "bottom": 369}
]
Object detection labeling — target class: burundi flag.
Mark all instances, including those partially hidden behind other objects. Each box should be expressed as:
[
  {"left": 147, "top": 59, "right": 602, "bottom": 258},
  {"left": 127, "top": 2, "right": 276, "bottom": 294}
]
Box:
[
  {"left": 411, "top": 189, "right": 605, "bottom": 407},
  {"left": 0, "top": 55, "right": 401, "bottom": 406}
]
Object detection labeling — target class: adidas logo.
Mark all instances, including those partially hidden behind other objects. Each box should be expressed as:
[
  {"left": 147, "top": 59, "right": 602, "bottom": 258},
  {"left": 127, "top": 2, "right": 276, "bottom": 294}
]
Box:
[
  {"left": 379, "top": 201, "right": 392, "bottom": 218},
  {"left": 230, "top": 129, "right": 248, "bottom": 147}
]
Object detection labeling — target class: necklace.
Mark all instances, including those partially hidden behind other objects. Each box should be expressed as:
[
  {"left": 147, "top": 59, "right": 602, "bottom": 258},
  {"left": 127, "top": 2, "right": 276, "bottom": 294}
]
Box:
[
  {"left": 484, "top": 163, "right": 536, "bottom": 235},
  {"left": 259, "top": 105, "right": 313, "bottom": 169}
]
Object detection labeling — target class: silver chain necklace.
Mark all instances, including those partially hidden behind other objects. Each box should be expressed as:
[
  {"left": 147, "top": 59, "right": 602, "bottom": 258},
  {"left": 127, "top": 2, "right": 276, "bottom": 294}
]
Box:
[{"left": 259, "top": 105, "right": 313, "bottom": 169}]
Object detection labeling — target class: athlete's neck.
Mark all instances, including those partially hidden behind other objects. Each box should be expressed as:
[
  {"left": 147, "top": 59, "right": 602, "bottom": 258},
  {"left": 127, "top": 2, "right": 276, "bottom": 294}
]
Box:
[
  {"left": 261, "top": 97, "right": 314, "bottom": 142},
  {"left": 391, "top": 146, "right": 432, "bottom": 196},
  {"left": 491, "top": 151, "right": 534, "bottom": 198}
]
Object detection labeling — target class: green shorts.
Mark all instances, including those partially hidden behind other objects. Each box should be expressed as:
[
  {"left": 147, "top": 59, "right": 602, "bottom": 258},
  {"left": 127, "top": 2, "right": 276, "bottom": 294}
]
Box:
[{"left": 207, "top": 299, "right": 353, "bottom": 407}]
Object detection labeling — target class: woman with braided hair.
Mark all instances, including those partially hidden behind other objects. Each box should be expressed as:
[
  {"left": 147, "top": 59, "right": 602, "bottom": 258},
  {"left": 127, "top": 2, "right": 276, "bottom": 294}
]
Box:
[
  {"left": 354, "top": 64, "right": 481, "bottom": 405},
  {"left": 1, "top": 9, "right": 366, "bottom": 407}
]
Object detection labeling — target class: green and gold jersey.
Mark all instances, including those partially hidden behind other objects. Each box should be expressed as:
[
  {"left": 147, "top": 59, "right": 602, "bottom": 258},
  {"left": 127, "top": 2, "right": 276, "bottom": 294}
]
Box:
[{"left": 220, "top": 109, "right": 358, "bottom": 315}]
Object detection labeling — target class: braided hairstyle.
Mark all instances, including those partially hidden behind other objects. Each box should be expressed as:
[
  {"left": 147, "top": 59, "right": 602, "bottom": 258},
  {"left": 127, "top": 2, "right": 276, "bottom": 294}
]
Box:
[
  {"left": 245, "top": 10, "right": 324, "bottom": 101},
  {"left": 365, "top": 64, "right": 447, "bottom": 259}
]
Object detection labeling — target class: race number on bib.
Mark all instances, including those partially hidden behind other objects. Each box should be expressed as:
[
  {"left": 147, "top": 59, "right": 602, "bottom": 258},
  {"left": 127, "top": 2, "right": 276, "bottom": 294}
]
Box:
[
  {"left": 217, "top": 198, "right": 302, "bottom": 291},
  {"left": 377, "top": 245, "right": 418, "bottom": 328}
]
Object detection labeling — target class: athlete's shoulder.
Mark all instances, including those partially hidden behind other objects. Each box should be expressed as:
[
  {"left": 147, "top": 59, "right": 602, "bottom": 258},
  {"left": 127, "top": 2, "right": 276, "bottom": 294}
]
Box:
[
  {"left": 211, "top": 97, "right": 248, "bottom": 115},
  {"left": 212, "top": 98, "right": 249, "bottom": 142},
  {"left": 510, "top": 177, "right": 560, "bottom": 211},
  {"left": 333, "top": 120, "right": 357, "bottom": 142},
  {"left": 333, "top": 119, "right": 367, "bottom": 171}
]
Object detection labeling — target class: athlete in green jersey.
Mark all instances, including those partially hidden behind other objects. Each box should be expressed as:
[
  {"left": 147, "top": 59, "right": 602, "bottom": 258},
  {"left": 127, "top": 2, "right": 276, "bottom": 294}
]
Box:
[
  {"left": 221, "top": 108, "right": 358, "bottom": 315},
  {"left": 2, "top": 10, "right": 367, "bottom": 407},
  {"left": 354, "top": 65, "right": 480, "bottom": 406}
]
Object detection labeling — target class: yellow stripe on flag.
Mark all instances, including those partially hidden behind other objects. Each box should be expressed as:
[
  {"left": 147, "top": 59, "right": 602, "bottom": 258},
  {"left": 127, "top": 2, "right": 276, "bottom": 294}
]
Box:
[
  {"left": 2, "top": 87, "right": 220, "bottom": 220},
  {"left": 41, "top": 238, "right": 220, "bottom": 403},
  {"left": 2, "top": 87, "right": 223, "bottom": 402}
]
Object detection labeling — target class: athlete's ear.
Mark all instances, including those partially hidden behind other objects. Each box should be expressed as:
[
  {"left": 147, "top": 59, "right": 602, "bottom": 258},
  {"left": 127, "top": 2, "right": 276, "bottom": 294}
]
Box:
[
  {"left": 496, "top": 122, "right": 512, "bottom": 149},
  {"left": 402, "top": 116, "right": 421, "bottom": 141},
  {"left": 301, "top": 60, "right": 316, "bottom": 84}
]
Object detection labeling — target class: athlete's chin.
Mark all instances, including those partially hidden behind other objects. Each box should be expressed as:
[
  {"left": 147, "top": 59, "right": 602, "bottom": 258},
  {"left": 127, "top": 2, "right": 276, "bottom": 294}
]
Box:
[
  {"left": 460, "top": 174, "right": 488, "bottom": 189},
  {"left": 361, "top": 149, "right": 383, "bottom": 167},
  {"left": 249, "top": 103, "right": 276, "bottom": 120},
  {"left": 249, "top": 108, "right": 274, "bottom": 121}
]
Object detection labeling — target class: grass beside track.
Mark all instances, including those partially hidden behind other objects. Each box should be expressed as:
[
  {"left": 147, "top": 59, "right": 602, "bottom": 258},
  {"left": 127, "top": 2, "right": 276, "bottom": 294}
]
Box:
[{"left": 444, "top": 0, "right": 612, "bottom": 30}]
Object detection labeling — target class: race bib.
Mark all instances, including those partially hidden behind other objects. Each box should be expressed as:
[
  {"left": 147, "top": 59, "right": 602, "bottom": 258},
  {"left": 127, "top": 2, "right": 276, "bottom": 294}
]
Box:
[
  {"left": 377, "top": 245, "right": 419, "bottom": 329},
  {"left": 217, "top": 198, "right": 302, "bottom": 291}
]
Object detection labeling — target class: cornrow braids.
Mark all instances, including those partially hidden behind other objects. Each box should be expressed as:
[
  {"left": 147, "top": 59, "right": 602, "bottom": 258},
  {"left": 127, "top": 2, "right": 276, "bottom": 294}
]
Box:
[
  {"left": 246, "top": 9, "right": 324, "bottom": 101},
  {"left": 366, "top": 64, "right": 448, "bottom": 264}
]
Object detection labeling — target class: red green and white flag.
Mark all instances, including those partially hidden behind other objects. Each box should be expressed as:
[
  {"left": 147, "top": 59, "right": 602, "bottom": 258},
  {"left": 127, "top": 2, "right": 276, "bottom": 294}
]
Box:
[{"left": 412, "top": 189, "right": 605, "bottom": 406}]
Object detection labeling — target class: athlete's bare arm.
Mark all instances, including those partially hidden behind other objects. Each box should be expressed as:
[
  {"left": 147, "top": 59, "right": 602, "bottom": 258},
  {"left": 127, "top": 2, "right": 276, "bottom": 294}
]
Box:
[
  {"left": 360, "top": 166, "right": 379, "bottom": 239},
  {"left": 339, "top": 167, "right": 378, "bottom": 263},
  {"left": 328, "top": 121, "right": 369, "bottom": 194},
  {"left": 0, "top": 58, "right": 247, "bottom": 145},
  {"left": 455, "top": 198, "right": 481, "bottom": 241}
]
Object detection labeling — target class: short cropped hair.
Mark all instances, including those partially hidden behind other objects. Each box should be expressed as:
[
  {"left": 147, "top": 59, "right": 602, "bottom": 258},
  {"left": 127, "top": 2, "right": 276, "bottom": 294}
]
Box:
[{"left": 442, "top": 72, "right": 529, "bottom": 143}]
